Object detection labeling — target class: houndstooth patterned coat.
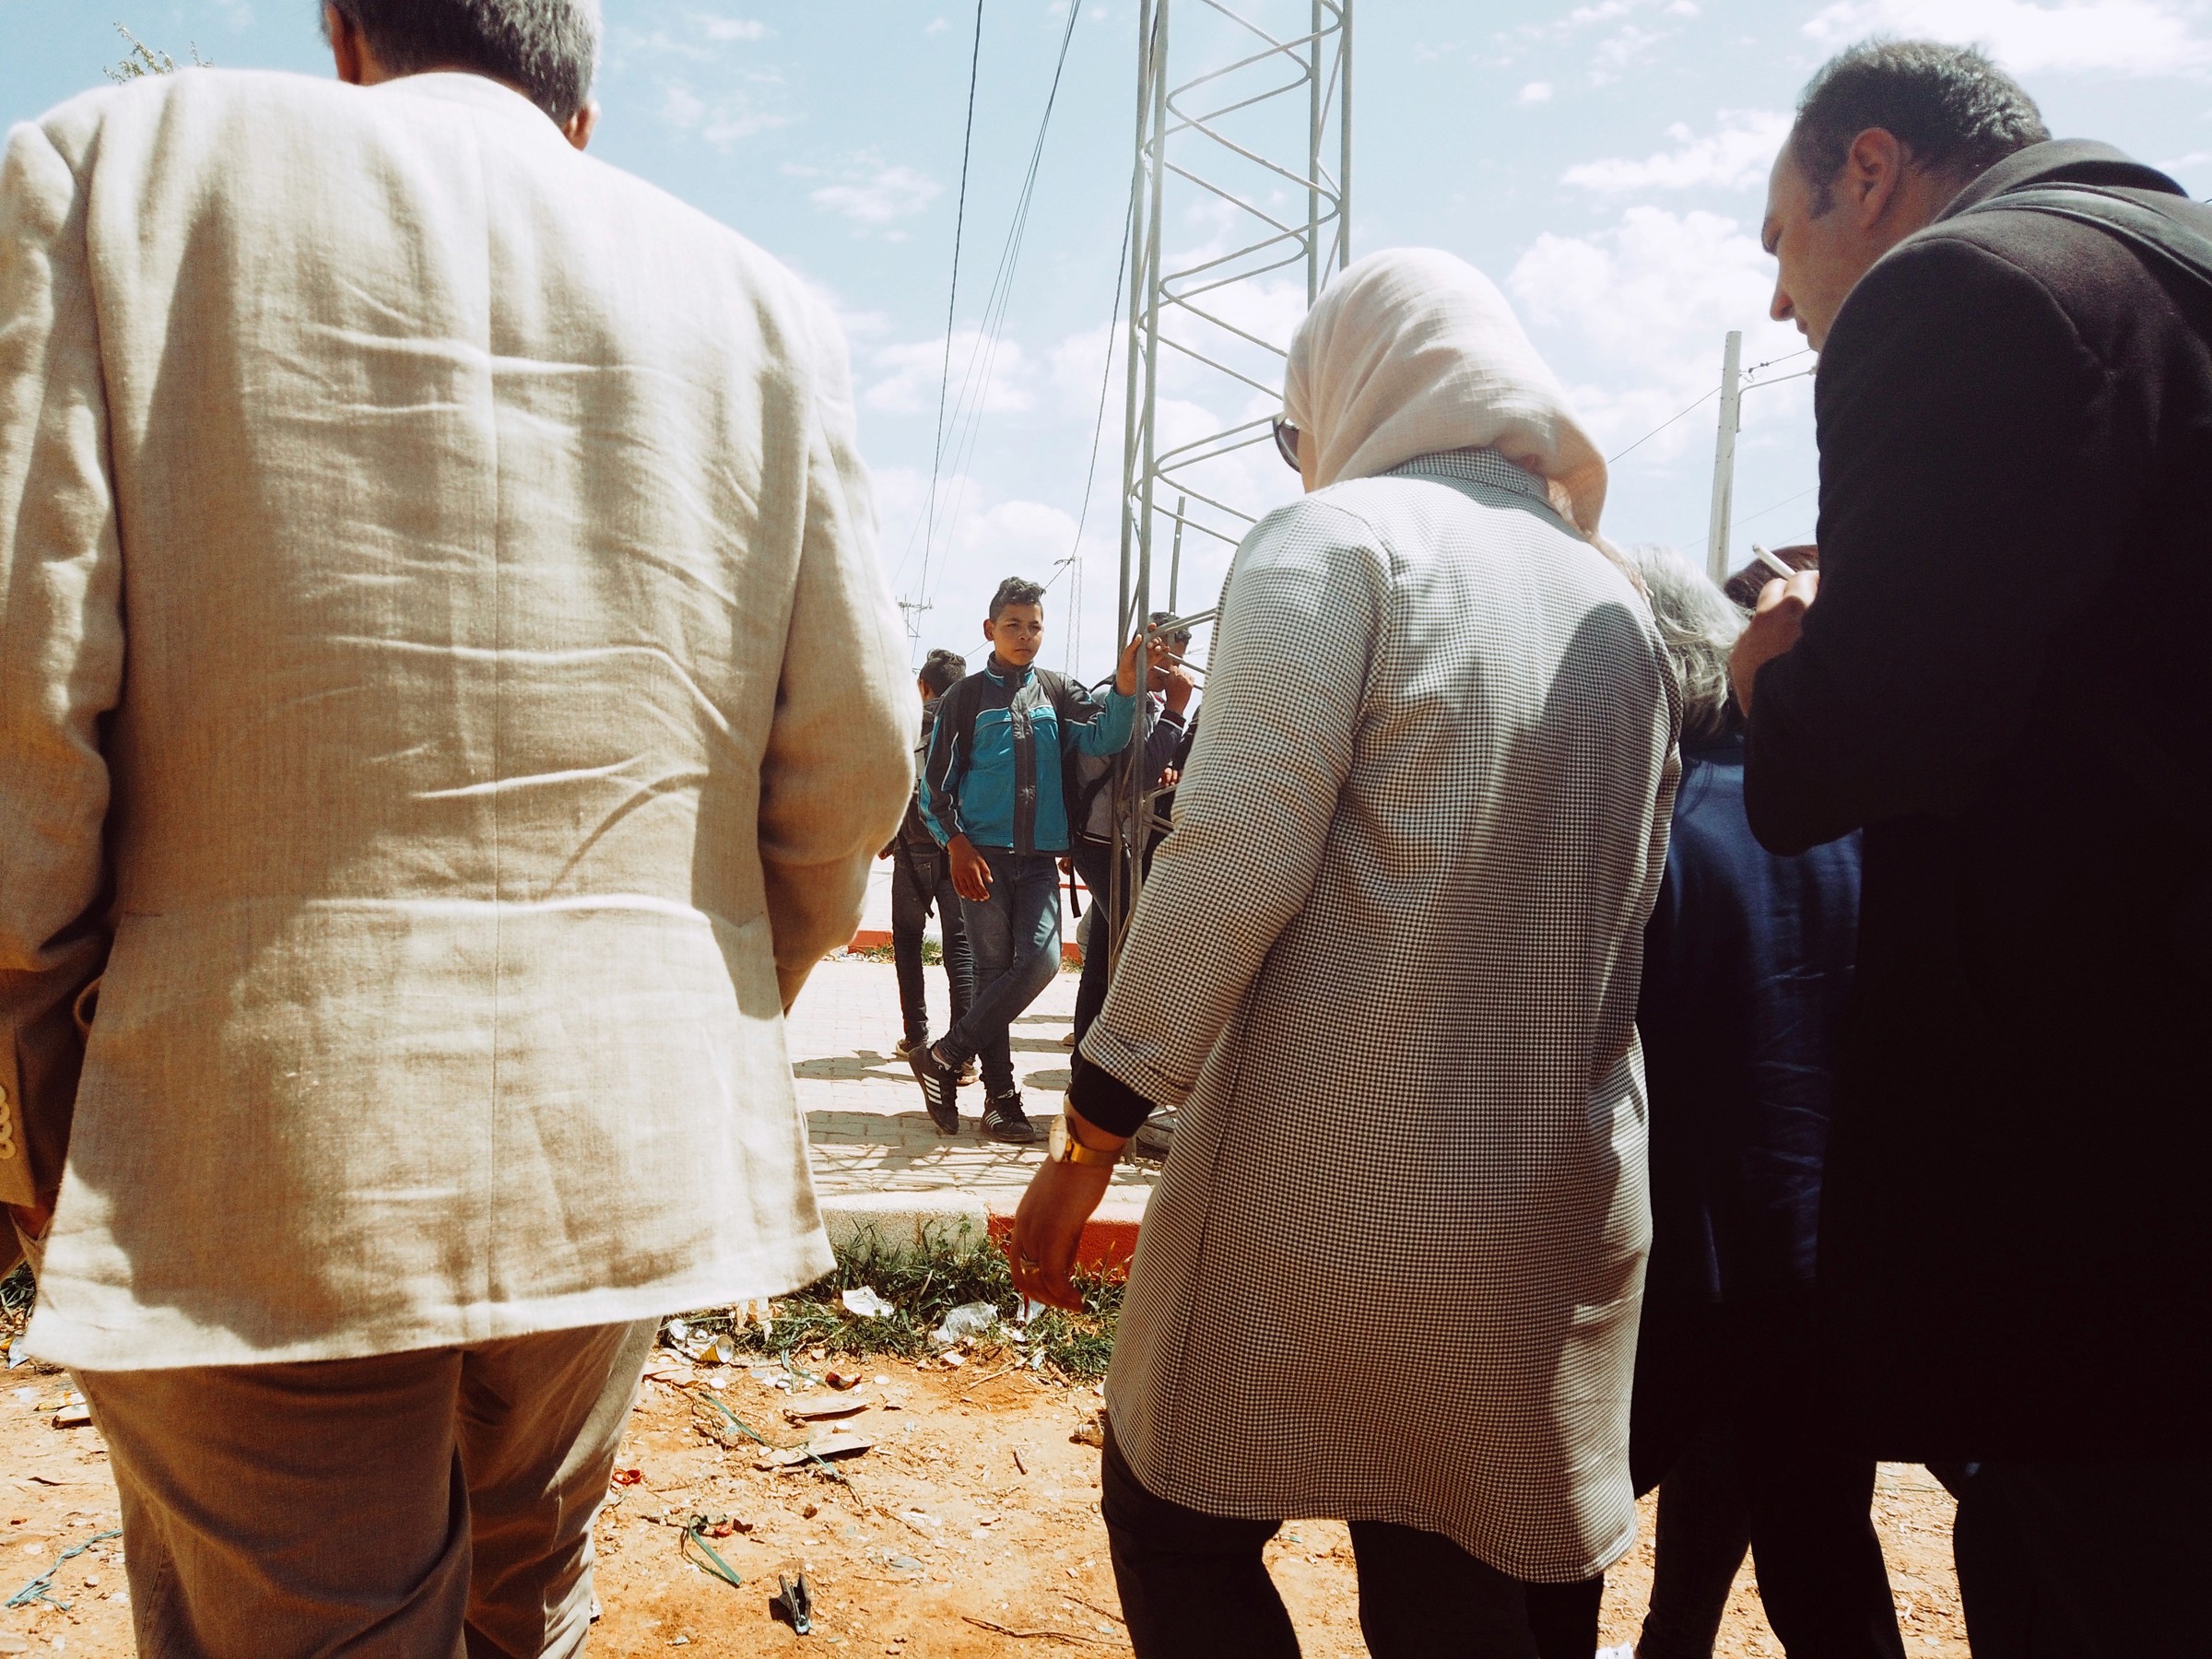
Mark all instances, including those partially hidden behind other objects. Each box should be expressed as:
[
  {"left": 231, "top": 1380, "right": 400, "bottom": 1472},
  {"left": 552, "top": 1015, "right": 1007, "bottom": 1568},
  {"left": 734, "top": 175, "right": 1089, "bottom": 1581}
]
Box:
[{"left": 1082, "top": 449, "right": 1681, "bottom": 1583}]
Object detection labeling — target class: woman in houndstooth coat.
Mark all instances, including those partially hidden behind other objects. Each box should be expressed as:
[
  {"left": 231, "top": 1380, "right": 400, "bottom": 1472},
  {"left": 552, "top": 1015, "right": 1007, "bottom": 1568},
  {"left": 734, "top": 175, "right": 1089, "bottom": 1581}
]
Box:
[{"left": 1011, "top": 248, "right": 1681, "bottom": 1653}]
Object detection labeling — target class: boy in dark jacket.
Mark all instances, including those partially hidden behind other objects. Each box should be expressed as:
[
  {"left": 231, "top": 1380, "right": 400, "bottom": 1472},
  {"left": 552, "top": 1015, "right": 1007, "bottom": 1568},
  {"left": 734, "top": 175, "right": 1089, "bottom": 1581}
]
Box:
[
  {"left": 882, "top": 648, "right": 976, "bottom": 1069},
  {"left": 912, "top": 579, "right": 1141, "bottom": 1141}
]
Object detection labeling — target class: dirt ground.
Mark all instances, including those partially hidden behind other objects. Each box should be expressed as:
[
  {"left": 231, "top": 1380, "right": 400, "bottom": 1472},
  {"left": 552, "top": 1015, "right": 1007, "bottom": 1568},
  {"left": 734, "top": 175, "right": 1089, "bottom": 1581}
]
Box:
[{"left": 1, "top": 1338, "right": 1968, "bottom": 1657}]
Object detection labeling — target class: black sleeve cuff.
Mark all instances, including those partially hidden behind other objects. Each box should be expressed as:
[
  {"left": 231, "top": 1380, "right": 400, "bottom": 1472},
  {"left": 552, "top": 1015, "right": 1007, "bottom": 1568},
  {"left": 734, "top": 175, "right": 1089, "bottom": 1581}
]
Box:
[{"left": 1067, "top": 1050, "right": 1161, "bottom": 1139}]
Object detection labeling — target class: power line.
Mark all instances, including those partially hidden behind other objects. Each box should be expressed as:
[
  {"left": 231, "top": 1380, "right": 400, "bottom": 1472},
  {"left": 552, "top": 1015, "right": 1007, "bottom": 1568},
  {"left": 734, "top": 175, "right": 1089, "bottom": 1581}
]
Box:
[
  {"left": 1605, "top": 347, "right": 1816, "bottom": 466},
  {"left": 916, "top": 0, "right": 987, "bottom": 622},
  {"left": 917, "top": 0, "right": 1084, "bottom": 616},
  {"left": 1055, "top": 185, "right": 1137, "bottom": 671},
  {"left": 1606, "top": 388, "right": 1715, "bottom": 465},
  {"left": 1054, "top": 192, "right": 1137, "bottom": 591}
]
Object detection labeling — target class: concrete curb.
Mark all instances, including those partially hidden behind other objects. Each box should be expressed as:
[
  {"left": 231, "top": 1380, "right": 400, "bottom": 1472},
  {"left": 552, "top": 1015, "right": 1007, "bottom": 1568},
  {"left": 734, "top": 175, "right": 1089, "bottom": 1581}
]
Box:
[
  {"left": 818, "top": 1190, "right": 1146, "bottom": 1273},
  {"left": 847, "top": 929, "right": 1083, "bottom": 965}
]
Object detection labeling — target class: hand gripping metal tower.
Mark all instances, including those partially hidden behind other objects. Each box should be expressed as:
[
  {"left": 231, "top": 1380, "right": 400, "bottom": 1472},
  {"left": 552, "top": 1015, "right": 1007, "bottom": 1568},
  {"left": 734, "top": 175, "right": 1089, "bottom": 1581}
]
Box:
[{"left": 1105, "top": 0, "right": 1352, "bottom": 958}]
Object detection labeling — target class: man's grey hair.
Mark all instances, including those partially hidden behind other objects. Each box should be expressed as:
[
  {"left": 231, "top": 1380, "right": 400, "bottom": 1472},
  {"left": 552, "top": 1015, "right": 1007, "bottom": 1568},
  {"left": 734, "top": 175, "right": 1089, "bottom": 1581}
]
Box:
[
  {"left": 1622, "top": 544, "right": 1746, "bottom": 746},
  {"left": 323, "top": 0, "right": 600, "bottom": 123},
  {"left": 1793, "top": 40, "right": 2047, "bottom": 214}
]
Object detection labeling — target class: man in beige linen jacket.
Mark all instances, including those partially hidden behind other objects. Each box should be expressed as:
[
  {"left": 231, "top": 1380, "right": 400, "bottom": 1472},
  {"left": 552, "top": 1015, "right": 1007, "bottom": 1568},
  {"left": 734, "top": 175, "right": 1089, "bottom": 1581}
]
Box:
[{"left": 0, "top": 0, "right": 912, "bottom": 1650}]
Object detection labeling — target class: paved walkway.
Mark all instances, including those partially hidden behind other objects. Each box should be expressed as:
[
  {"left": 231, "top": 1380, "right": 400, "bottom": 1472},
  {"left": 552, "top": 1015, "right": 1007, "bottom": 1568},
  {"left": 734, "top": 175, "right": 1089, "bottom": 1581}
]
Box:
[{"left": 787, "top": 956, "right": 1158, "bottom": 1255}]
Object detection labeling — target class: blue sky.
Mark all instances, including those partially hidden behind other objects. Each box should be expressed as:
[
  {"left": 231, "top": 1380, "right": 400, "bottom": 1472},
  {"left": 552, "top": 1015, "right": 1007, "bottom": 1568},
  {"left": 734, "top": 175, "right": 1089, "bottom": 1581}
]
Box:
[{"left": 6, "top": 0, "right": 2211, "bottom": 676}]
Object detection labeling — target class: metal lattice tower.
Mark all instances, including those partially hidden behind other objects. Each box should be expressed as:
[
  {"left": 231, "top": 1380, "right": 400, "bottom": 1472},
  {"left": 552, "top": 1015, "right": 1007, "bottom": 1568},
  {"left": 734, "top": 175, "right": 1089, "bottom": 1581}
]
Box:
[{"left": 1107, "top": 0, "right": 1351, "bottom": 942}]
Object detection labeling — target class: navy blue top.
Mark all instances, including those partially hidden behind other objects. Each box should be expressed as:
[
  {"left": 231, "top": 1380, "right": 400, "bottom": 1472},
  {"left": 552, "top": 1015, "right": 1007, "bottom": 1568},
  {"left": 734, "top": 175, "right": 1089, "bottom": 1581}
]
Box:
[{"left": 1639, "top": 734, "right": 1863, "bottom": 1308}]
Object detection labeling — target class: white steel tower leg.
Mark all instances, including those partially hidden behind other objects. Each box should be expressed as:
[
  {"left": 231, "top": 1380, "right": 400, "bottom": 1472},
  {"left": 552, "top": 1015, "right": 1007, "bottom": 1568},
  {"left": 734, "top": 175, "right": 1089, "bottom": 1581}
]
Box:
[{"left": 1107, "top": 0, "right": 1353, "bottom": 964}]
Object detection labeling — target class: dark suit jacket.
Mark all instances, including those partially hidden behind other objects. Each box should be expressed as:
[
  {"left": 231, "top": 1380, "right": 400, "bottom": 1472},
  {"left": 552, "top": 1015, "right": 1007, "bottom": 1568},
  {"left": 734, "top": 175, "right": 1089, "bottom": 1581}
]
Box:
[
  {"left": 1631, "top": 736, "right": 1862, "bottom": 1487},
  {"left": 1745, "top": 140, "right": 2212, "bottom": 1458}
]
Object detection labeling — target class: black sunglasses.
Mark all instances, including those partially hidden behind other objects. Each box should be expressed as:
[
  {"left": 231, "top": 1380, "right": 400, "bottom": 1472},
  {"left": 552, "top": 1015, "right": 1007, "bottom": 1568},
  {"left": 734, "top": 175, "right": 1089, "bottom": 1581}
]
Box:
[{"left": 1271, "top": 415, "right": 1300, "bottom": 473}]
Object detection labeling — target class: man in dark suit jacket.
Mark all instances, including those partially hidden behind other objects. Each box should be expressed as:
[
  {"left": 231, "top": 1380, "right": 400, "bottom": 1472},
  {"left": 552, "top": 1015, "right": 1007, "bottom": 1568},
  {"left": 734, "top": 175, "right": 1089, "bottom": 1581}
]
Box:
[{"left": 1732, "top": 40, "right": 2212, "bottom": 1655}]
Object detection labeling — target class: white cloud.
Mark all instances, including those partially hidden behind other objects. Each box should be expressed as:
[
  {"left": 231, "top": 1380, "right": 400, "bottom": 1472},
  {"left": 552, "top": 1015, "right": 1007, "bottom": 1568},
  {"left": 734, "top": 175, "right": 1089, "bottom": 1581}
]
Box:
[
  {"left": 1803, "top": 0, "right": 2212, "bottom": 76},
  {"left": 662, "top": 85, "right": 705, "bottom": 128},
  {"left": 925, "top": 16, "right": 951, "bottom": 33},
  {"left": 695, "top": 14, "right": 768, "bottom": 41},
  {"left": 660, "top": 81, "right": 788, "bottom": 149},
  {"left": 1519, "top": 79, "right": 1556, "bottom": 103},
  {"left": 812, "top": 164, "right": 943, "bottom": 229},
  {"left": 1509, "top": 206, "right": 1806, "bottom": 460},
  {"left": 865, "top": 331, "right": 1035, "bottom": 417},
  {"left": 1563, "top": 110, "right": 1790, "bottom": 194}
]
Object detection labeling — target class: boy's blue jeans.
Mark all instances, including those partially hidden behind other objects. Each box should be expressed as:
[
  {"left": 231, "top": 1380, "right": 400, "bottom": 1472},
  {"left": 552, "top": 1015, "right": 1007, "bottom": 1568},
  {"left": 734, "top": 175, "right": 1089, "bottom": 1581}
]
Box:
[{"left": 941, "top": 848, "right": 1063, "bottom": 1100}]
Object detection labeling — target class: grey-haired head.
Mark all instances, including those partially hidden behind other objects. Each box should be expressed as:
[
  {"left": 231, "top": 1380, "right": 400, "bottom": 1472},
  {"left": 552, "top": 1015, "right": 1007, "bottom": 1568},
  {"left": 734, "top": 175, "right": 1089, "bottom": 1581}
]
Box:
[
  {"left": 1621, "top": 544, "right": 1746, "bottom": 747},
  {"left": 322, "top": 0, "right": 601, "bottom": 124}
]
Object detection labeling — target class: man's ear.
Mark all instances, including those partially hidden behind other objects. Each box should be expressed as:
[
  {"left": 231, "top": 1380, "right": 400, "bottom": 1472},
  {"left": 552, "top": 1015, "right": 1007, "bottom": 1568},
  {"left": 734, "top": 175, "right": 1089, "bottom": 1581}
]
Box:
[
  {"left": 1845, "top": 126, "right": 1910, "bottom": 229},
  {"left": 326, "top": 3, "right": 369, "bottom": 84},
  {"left": 562, "top": 100, "right": 600, "bottom": 151}
]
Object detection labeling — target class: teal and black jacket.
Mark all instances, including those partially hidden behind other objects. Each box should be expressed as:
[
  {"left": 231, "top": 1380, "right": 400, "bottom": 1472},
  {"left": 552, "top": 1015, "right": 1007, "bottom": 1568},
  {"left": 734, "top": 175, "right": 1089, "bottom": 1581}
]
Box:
[{"left": 919, "top": 655, "right": 1136, "bottom": 855}]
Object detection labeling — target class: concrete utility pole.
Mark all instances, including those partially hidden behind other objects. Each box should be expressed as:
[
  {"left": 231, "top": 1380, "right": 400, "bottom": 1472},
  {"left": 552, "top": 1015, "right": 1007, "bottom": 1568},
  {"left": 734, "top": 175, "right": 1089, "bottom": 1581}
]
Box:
[{"left": 1706, "top": 329, "right": 1742, "bottom": 584}]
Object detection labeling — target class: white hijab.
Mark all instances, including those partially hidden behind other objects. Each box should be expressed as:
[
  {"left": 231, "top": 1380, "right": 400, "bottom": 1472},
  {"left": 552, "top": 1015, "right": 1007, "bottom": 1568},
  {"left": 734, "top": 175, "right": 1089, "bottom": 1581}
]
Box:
[{"left": 1282, "top": 248, "right": 1607, "bottom": 535}]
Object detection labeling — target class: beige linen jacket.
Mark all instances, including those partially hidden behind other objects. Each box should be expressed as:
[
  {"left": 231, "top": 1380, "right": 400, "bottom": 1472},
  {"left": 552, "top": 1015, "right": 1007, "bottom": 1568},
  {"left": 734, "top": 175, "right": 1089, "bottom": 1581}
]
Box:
[{"left": 0, "top": 69, "right": 913, "bottom": 1369}]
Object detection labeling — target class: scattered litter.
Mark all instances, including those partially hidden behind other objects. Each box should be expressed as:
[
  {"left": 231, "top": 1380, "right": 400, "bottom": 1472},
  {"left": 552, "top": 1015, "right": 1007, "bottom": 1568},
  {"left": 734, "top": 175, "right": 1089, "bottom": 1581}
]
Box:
[
  {"left": 840, "top": 1287, "right": 896, "bottom": 1320},
  {"left": 783, "top": 1393, "right": 870, "bottom": 1423},
  {"left": 825, "top": 1370, "right": 864, "bottom": 1391},
  {"left": 938, "top": 1351, "right": 965, "bottom": 1371},
  {"left": 872, "top": 1374, "right": 890, "bottom": 1386},
  {"left": 611, "top": 1468, "right": 643, "bottom": 1488},
  {"left": 52, "top": 1394, "right": 90, "bottom": 1430},
  {"left": 1070, "top": 1412, "right": 1106, "bottom": 1450},
  {"left": 5, "top": 1526, "right": 122, "bottom": 1613},
  {"left": 5, "top": 1340, "right": 28, "bottom": 1371},
  {"left": 691, "top": 1334, "right": 741, "bottom": 1366},
  {"left": 877, "top": 1551, "right": 924, "bottom": 1575},
  {"left": 931, "top": 1301, "right": 1000, "bottom": 1346},
  {"left": 738, "top": 1299, "right": 775, "bottom": 1336},
  {"left": 749, "top": 1366, "right": 795, "bottom": 1393},
  {"left": 664, "top": 1319, "right": 689, "bottom": 1345},
  {"left": 771, "top": 1571, "right": 815, "bottom": 1635},
  {"left": 1012, "top": 1449, "right": 1028, "bottom": 1476},
  {"left": 895, "top": 1508, "right": 942, "bottom": 1535},
  {"left": 754, "top": 1430, "right": 873, "bottom": 1470},
  {"left": 11, "top": 1388, "right": 36, "bottom": 1405},
  {"left": 680, "top": 1517, "right": 745, "bottom": 1593},
  {"left": 1015, "top": 1296, "right": 1049, "bottom": 1324}
]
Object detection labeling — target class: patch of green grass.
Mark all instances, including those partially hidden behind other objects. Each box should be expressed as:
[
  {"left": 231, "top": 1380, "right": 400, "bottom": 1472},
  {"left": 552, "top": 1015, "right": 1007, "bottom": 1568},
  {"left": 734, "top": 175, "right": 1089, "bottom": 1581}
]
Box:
[{"left": 677, "top": 1230, "right": 1123, "bottom": 1382}]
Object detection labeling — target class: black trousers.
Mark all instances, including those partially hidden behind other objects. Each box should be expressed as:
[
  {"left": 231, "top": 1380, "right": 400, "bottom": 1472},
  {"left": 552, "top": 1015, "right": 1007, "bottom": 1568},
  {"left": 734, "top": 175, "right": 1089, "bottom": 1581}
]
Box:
[
  {"left": 1637, "top": 1416, "right": 1904, "bottom": 1659},
  {"left": 888, "top": 839, "right": 973, "bottom": 1045},
  {"left": 1944, "top": 1459, "right": 2212, "bottom": 1658},
  {"left": 1100, "top": 1430, "right": 1600, "bottom": 1659}
]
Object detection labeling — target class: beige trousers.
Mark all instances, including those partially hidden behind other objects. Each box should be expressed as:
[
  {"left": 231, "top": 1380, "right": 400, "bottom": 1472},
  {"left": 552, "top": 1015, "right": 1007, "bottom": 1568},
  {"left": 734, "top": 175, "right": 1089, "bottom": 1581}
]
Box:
[{"left": 75, "top": 1320, "right": 656, "bottom": 1659}]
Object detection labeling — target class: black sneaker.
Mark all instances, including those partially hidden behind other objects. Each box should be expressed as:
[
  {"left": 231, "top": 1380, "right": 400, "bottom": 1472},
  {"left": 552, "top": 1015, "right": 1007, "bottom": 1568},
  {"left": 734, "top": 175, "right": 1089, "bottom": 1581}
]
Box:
[
  {"left": 909, "top": 1042, "right": 961, "bottom": 1134},
  {"left": 1129, "top": 1110, "right": 1177, "bottom": 1163},
  {"left": 982, "top": 1092, "right": 1040, "bottom": 1145}
]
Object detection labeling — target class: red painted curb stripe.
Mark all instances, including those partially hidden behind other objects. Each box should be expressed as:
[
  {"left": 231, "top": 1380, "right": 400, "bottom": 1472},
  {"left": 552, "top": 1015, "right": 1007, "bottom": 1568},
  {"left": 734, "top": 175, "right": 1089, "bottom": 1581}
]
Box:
[{"left": 986, "top": 1213, "right": 1136, "bottom": 1274}]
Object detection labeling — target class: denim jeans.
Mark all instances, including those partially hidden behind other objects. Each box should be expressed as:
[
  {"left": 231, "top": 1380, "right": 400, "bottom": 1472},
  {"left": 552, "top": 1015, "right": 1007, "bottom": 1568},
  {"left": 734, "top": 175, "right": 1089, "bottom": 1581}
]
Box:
[
  {"left": 1068, "top": 838, "right": 1118, "bottom": 1050},
  {"left": 941, "top": 848, "right": 1062, "bottom": 1100},
  {"left": 888, "top": 840, "right": 974, "bottom": 1045}
]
